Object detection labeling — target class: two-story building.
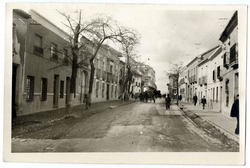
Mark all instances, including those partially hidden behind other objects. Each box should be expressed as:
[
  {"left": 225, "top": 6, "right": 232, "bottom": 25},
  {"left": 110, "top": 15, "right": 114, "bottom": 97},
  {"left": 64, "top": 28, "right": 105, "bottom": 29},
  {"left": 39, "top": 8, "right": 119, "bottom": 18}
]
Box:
[
  {"left": 13, "top": 9, "right": 83, "bottom": 117},
  {"left": 197, "top": 46, "right": 220, "bottom": 106},
  {"left": 219, "top": 11, "right": 238, "bottom": 116},
  {"left": 206, "top": 46, "right": 224, "bottom": 111}
]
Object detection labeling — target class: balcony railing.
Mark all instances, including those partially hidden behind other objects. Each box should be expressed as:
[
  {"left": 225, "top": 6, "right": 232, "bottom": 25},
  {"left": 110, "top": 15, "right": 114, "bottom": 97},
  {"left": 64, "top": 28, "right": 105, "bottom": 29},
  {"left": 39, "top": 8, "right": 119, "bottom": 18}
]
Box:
[
  {"left": 202, "top": 76, "right": 207, "bottom": 85},
  {"left": 33, "top": 45, "right": 43, "bottom": 56},
  {"left": 229, "top": 43, "right": 238, "bottom": 69},
  {"left": 199, "top": 77, "right": 203, "bottom": 86}
]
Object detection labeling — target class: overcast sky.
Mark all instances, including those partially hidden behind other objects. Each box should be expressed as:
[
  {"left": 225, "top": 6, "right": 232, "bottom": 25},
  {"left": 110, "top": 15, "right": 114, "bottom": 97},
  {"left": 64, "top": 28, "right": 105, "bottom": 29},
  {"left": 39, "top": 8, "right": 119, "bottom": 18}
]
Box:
[{"left": 19, "top": 3, "right": 235, "bottom": 94}]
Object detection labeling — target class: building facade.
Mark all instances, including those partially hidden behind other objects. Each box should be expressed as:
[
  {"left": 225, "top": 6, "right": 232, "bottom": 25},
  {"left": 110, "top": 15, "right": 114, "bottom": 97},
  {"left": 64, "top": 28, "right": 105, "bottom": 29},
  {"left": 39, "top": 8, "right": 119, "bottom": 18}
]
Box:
[
  {"left": 219, "top": 11, "right": 238, "bottom": 116},
  {"left": 13, "top": 9, "right": 82, "bottom": 117},
  {"left": 178, "top": 11, "right": 238, "bottom": 117}
]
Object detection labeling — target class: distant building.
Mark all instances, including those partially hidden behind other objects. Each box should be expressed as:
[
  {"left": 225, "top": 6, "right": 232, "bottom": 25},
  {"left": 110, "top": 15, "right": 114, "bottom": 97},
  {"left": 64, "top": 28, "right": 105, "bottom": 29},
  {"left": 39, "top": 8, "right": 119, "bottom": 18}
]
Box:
[
  {"left": 168, "top": 73, "right": 178, "bottom": 99},
  {"left": 197, "top": 46, "right": 220, "bottom": 105}
]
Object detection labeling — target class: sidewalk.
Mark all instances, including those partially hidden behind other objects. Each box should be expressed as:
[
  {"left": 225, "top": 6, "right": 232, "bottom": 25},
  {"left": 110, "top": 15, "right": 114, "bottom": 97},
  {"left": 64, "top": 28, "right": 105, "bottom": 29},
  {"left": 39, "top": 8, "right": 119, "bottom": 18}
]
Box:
[
  {"left": 12, "top": 100, "right": 135, "bottom": 126},
  {"left": 179, "top": 102, "right": 239, "bottom": 142}
]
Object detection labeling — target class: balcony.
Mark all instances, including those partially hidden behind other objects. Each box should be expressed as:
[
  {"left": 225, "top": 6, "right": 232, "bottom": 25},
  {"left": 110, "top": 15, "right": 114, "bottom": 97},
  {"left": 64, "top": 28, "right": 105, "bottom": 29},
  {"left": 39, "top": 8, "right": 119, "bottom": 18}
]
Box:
[
  {"left": 51, "top": 53, "right": 58, "bottom": 61},
  {"left": 114, "top": 75, "right": 118, "bottom": 83},
  {"left": 33, "top": 45, "right": 43, "bottom": 56},
  {"left": 229, "top": 43, "right": 238, "bottom": 69},
  {"left": 223, "top": 52, "right": 230, "bottom": 69},
  {"left": 179, "top": 78, "right": 185, "bottom": 85},
  {"left": 199, "top": 77, "right": 203, "bottom": 86},
  {"left": 96, "top": 69, "right": 101, "bottom": 79},
  {"left": 193, "top": 75, "right": 197, "bottom": 84},
  {"left": 217, "top": 70, "right": 223, "bottom": 81},
  {"left": 107, "top": 72, "right": 112, "bottom": 82},
  {"left": 102, "top": 71, "right": 107, "bottom": 81},
  {"left": 63, "top": 57, "right": 69, "bottom": 65},
  {"left": 202, "top": 76, "right": 207, "bottom": 85}
]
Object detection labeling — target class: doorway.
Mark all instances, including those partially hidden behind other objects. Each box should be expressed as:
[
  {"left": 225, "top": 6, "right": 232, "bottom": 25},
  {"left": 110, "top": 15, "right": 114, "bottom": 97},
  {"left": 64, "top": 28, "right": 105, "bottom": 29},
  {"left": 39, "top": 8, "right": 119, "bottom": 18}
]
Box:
[
  {"left": 65, "top": 77, "right": 70, "bottom": 105},
  {"left": 12, "top": 65, "right": 17, "bottom": 119},
  {"left": 106, "top": 84, "right": 109, "bottom": 100},
  {"left": 53, "top": 74, "right": 59, "bottom": 108}
]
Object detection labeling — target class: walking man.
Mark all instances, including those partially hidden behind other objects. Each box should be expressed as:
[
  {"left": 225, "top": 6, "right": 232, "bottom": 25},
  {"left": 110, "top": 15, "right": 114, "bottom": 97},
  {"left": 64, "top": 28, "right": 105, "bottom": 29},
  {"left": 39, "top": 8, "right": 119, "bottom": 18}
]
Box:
[
  {"left": 201, "top": 96, "right": 207, "bottom": 109},
  {"left": 165, "top": 94, "right": 171, "bottom": 110},
  {"left": 193, "top": 94, "right": 198, "bottom": 106},
  {"left": 230, "top": 94, "right": 239, "bottom": 135}
]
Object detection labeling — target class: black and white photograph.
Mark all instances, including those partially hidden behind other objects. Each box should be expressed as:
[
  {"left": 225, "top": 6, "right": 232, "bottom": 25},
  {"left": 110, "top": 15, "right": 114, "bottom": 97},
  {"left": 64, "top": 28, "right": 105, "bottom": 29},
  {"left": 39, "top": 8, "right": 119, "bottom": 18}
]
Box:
[{"left": 2, "top": 1, "right": 248, "bottom": 166}]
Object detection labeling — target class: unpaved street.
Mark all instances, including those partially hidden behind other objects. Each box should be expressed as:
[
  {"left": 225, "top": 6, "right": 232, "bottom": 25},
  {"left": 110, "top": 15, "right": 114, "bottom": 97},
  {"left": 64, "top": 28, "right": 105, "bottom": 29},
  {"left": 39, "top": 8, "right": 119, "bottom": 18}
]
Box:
[{"left": 12, "top": 99, "right": 238, "bottom": 152}]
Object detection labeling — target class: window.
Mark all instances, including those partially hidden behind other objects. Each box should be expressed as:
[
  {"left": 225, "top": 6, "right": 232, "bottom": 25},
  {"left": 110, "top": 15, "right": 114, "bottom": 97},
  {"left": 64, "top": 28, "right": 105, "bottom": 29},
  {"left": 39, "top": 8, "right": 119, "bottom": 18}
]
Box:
[
  {"left": 63, "top": 49, "right": 68, "bottom": 65},
  {"left": 212, "top": 70, "right": 215, "bottom": 81},
  {"left": 226, "top": 79, "right": 229, "bottom": 107},
  {"left": 60, "top": 80, "right": 64, "bottom": 98},
  {"left": 213, "top": 88, "right": 215, "bottom": 102},
  {"left": 51, "top": 42, "right": 58, "bottom": 61},
  {"left": 111, "top": 85, "right": 114, "bottom": 98},
  {"left": 115, "top": 86, "right": 117, "bottom": 98},
  {"left": 217, "top": 66, "right": 220, "bottom": 77},
  {"left": 230, "top": 43, "right": 237, "bottom": 63},
  {"left": 102, "top": 83, "right": 105, "bottom": 98},
  {"left": 41, "top": 78, "right": 47, "bottom": 101},
  {"left": 96, "top": 81, "right": 99, "bottom": 98},
  {"left": 110, "top": 65, "right": 113, "bottom": 73},
  {"left": 26, "top": 76, "right": 35, "bottom": 101},
  {"left": 34, "top": 34, "right": 43, "bottom": 56},
  {"left": 120, "top": 69, "right": 123, "bottom": 76},
  {"left": 216, "top": 87, "right": 218, "bottom": 102}
]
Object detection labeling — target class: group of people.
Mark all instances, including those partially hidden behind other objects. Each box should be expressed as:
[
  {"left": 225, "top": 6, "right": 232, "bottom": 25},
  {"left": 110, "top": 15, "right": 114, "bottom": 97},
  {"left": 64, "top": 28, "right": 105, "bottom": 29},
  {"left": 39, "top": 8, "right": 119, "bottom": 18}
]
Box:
[
  {"left": 138, "top": 92, "right": 156, "bottom": 103},
  {"left": 192, "top": 94, "right": 207, "bottom": 109}
]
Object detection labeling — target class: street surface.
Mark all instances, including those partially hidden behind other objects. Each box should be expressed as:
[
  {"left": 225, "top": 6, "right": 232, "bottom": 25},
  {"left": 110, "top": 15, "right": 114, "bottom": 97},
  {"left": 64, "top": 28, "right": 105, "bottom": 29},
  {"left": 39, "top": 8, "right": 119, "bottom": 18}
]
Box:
[{"left": 12, "top": 99, "right": 238, "bottom": 152}]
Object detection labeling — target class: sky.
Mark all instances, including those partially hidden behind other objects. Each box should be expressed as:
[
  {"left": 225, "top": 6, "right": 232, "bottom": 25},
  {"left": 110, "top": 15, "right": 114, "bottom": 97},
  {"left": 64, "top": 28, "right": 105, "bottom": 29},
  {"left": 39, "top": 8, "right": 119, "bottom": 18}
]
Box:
[{"left": 15, "top": 3, "right": 235, "bottom": 94}]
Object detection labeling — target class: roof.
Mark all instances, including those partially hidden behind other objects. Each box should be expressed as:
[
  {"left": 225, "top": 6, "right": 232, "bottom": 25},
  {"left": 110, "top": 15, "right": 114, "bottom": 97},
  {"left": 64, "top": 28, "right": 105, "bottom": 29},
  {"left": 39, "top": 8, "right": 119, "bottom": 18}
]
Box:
[
  {"left": 13, "top": 9, "right": 31, "bottom": 19},
  {"left": 219, "top": 11, "right": 238, "bottom": 43},
  {"left": 28, "top": 10, "right": 70, "bottom": 41},
  {"left": 208, "top": 46, "right": 222, "bottom": 61},
  {"left": 198, "top": 46, "right": 220, "bottom": 67}
]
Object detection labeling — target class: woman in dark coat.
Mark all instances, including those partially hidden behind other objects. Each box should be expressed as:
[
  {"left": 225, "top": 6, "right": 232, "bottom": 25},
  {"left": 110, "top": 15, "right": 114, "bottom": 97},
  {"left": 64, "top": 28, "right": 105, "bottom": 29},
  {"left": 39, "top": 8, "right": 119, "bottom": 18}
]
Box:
[
  {"left": 201, "top": 96, "right": 207, "bottom": 109},
  {"left": 230, "top": 94, "right": 239, "bottom": 135}
]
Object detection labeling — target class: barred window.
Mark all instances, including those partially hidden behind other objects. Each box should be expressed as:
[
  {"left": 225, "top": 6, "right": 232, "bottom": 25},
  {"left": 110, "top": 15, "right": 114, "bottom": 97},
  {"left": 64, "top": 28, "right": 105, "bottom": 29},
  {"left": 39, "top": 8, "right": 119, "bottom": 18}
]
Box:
[{"left": 26, "top": 76, "right": 35, "bottom": 101}]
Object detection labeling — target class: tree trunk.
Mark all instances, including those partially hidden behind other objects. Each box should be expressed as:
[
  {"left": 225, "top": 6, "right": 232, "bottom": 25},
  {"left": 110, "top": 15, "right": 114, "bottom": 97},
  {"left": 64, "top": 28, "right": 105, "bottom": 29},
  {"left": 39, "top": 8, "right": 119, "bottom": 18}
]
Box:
[
  {"left": 86, "top": 60, "right": 95, "bottom": 109},
  {"left": 65, "top": 49, "right": 78, "bottom": 115},
  {"left": 177, "top": 78, "right": 179, "bottom": 105}
]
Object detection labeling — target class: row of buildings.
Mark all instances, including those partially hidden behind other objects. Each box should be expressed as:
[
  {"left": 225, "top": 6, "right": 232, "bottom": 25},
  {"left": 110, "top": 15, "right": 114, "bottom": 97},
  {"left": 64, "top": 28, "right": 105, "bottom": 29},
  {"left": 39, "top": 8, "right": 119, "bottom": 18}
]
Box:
[
  {"left": 168, "top": 11, "right": 239, "bottom": 117},
  {"left": 12, "top": 9, "right": 157, "bottom": 117}
]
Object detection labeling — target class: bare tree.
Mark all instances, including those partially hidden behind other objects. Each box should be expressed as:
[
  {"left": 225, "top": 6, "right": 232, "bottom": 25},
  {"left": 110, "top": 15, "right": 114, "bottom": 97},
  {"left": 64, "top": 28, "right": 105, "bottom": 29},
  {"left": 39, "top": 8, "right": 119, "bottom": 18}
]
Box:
[
  {"left": 119, "top": 31, "right": 140, "bottom": 101},
  {"left": 58, "top": 10, "right": 138, "bottom": 112},
  {"left": 166, "top": 62, "right": 184, "bottom": 105},
  {"left": 81, "top": 15, "right": 139, "bottom": 108}
]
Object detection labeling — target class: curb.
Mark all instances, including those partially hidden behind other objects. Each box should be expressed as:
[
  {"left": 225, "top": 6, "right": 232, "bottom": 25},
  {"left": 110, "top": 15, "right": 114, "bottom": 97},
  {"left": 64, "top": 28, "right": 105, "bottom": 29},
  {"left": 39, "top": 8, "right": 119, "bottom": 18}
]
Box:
[{"left": 178, "top": 105, "right": 239, "bottom": 143}]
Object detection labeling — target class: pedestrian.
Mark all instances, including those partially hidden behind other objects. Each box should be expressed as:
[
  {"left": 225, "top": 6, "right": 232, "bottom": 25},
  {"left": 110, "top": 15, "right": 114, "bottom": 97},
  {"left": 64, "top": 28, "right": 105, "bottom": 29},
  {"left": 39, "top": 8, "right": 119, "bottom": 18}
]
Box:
[
  {"left": 193, "top": 94, "right": 198, "bottom": 106},
  {"left": 201, "top": 96, "right": 207, "bottom": 109},
  {"left": 230, "top": 94, "right": 239, "bottom": 135},
  {"left": 179, "top": 95, "right": 182, "bottom": 102},
  {"left": 145, "top": 92, "right": 149, "bottom": 103},
  {"left": 165, "top": 94, "right": 171, "bottom": 110},
  {"left": 152, "top": 94, "right": 155, "bottom": 103}
]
